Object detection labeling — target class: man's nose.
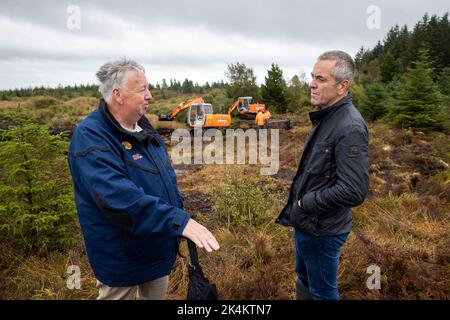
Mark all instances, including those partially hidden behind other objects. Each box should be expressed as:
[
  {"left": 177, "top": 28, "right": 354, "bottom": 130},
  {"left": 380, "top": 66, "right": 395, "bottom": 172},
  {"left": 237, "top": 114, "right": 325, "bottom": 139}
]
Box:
[
  {"left": 310, "top": 80, "right": 317, "bottom": 89},
  {"left": 145, "top": 88, "right": 153, "bottom": 101}
]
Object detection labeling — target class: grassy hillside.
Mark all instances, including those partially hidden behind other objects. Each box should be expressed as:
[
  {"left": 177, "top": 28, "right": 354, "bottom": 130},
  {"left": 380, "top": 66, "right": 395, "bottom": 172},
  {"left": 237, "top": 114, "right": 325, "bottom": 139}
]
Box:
[{"left": 0, "top": 93, "right": 449, "bottom": 299}]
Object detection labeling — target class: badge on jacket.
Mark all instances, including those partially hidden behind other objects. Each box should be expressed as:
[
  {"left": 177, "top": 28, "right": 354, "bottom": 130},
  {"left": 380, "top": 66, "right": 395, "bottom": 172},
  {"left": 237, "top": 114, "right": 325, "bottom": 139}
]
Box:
[
  {"left": 122, "top": 141, "right": 132, "bottom": 150},
  {"left": 348, "top": 146, "right": 360, "bottom": 157}
]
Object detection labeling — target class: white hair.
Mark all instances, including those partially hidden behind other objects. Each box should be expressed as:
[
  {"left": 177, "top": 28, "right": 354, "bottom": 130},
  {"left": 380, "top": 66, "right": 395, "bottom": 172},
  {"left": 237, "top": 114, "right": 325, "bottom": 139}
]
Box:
[
  {"left": 96, "top": 57, "right": 145, "bottom": 103},
  {"left": 318, "top": 50, "right": 355, "bottom": 85}
]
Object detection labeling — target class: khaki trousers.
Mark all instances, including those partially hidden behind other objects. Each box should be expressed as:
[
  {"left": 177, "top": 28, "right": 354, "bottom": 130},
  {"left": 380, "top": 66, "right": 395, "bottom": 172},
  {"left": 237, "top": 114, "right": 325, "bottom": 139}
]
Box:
[{"left": 96, "top": 276, "right": 169, "bottom": 300}]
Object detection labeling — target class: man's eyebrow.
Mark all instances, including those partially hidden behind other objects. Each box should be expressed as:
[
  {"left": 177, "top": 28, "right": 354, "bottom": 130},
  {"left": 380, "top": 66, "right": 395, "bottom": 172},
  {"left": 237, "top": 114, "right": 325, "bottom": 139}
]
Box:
[{"left": 312, "top": 73, "right": 326, "bottom": 79}]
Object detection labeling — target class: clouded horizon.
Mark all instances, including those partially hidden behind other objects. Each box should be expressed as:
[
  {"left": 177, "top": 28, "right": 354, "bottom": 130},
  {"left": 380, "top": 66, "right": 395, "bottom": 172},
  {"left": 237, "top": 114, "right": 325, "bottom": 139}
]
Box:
[{"left": 0, "top": 0, "right": 448, "bottom": 90}]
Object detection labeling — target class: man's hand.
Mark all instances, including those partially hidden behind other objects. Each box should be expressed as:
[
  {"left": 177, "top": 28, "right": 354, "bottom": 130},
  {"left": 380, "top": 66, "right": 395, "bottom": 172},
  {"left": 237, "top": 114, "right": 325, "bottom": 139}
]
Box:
[{"left": 182, "top": 218, "right": 220, "bottom": 252}]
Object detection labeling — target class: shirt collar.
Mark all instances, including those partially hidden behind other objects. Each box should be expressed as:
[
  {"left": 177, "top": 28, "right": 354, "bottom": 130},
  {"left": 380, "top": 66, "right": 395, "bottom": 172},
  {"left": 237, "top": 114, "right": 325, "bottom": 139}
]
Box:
[{"left": 99, "top": 99, "right": 161, "bottom": 146}]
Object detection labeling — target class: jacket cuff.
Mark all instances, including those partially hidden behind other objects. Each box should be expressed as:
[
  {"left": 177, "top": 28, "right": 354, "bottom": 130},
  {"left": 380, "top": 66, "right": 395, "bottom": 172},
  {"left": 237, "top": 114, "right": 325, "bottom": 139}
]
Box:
[
  {"left": 301, "top": 192, "right": 316, "bottom": 214},
  {"left": 172, "top": 208, "right": 190, "bottom": 237}
]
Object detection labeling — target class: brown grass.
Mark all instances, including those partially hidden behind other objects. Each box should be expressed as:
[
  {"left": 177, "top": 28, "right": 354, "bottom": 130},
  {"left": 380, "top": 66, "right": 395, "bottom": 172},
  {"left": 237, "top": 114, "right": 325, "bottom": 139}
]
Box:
[{"left": 0, "top": 97, "right": 449, "bottom": 299}]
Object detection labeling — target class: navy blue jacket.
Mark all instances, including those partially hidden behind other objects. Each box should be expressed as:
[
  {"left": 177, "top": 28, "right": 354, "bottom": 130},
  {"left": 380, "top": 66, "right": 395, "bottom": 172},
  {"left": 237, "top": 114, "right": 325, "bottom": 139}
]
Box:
[
  {"left": 276, "top": 94, "right": 369, "bottom": 236},
  {"left": 68, "top": 99, "right": 189, "bottom": 286}
]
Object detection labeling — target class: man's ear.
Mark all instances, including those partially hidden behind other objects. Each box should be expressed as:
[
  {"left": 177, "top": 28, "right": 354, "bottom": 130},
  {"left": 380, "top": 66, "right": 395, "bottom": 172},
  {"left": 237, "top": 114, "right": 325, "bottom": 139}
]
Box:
[
  {"left": 339, "top": 80, "right": 350, "bottom": 95},
  {"left": 112, "top": 88, "right": 123, "bottom": 104}
]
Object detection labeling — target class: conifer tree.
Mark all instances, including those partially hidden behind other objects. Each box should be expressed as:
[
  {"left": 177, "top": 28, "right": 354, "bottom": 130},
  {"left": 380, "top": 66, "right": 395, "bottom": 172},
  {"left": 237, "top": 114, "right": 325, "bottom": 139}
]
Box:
[
  {"left": 0, "top": 119, "right": 77, "bottom": 253},
  {"left": 261, "top": 63, "right": 287, "bottom": 113},
  {"left": 359, "top": 82, "right": 388, "bottom": 121},
  {"left": 380, "top": 51, "right": 398, "bottom": 83},
  {"left": 388, "top": 49, "right": 443, "bottom": 131},
  {"left": 437, "top": 67, "right": 450, "bottom": 96}
]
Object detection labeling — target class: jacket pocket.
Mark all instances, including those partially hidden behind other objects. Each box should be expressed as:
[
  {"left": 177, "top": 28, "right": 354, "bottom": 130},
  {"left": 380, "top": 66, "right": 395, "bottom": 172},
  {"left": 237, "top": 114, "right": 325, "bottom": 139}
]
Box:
[
  {"left": 125, "top": 160, "right": 159, "bottom": 174},
  {"left": 290, "top": 201, "right": 319, "bottom": 235},
  {"left": 303, "top": 143, "right": 335, "bottom": 193},
  {"left": 307, "top": 143, "right": 333, "bottom": 175},
  {"left": 124, "top": 233, "right": 173, "bottom": 262},
  {"left": 125, "top": 160, "right": 162, "bottom": 192}
]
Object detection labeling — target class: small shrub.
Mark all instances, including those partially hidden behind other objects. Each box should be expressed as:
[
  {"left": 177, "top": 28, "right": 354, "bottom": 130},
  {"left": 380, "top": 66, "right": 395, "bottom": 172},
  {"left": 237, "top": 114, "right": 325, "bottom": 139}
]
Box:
[
  {"left": 210, "top": 168, "right": 276, "bottom": 229},
  {"left": 0, "top": 121, "right": 77, "bottom": 254},
  {"left": 33, "top": 97, "right": 61, "bottom": 109}
]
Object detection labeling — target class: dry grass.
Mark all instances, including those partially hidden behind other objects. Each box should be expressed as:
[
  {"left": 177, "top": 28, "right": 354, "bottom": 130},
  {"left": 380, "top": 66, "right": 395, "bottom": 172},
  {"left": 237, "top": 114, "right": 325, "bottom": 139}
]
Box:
[
  {"left": 168, "top": 225, "right": 295, "bottom": 300},
  {"left": 0, "top": 237, "right": 97, "bottom": 300},
  {"left": 0, "top": 97, "right": 449, "bottom": 299},
  {"left": 0, "top": 96, "right": 98, "bottom": 129}
]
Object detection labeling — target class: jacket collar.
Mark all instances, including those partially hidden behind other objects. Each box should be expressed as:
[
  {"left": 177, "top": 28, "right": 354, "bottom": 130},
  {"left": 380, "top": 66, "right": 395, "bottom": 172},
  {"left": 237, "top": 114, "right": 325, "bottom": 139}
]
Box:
[
  {"left": 98, "top": 99, "right": 161, "bottom": 146},
  {"left": 309, "top": 92, "right": 352, "bottom": 125}
]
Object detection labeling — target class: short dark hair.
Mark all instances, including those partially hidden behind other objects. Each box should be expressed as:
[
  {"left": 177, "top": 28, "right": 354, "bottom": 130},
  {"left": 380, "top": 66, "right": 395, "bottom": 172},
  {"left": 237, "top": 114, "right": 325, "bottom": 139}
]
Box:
[{"left": 318, "top": 50, "right": 355, "bottom": 84}]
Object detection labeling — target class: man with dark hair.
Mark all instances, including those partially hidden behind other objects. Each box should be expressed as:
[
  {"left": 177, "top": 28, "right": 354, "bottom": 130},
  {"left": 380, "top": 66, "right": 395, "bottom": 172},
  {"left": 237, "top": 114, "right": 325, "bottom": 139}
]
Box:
[
  {"left": 68, "top": 58, "right": 219, "bottom": 300},
  {"left": 276, "top": 50, "right": 369, "bottom": 300}
]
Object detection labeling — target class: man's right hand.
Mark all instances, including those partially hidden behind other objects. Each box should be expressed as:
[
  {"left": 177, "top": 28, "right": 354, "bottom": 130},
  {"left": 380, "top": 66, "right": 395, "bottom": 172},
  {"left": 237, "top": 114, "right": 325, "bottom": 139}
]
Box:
[{"left": 182, "top": 218, "right": 220, "bottom": 252}]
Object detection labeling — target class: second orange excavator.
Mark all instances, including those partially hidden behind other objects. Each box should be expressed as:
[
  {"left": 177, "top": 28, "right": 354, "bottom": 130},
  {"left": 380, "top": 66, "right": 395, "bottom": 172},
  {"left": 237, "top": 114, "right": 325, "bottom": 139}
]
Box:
[
  {"left": 227, "top": 96, "right": 266, "bottom": 119},
  {"left": 159, "top": 97, "right": 231, "bottom": 128}
]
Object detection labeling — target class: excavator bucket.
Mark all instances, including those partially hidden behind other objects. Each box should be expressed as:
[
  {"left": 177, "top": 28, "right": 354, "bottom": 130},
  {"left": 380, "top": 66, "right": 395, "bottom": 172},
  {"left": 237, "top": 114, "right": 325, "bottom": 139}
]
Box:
[
  {"left": 266, "top": 119, "right": 293, "bottom": 130},
  {"left": 158, "top": 114, "right": 173, "bottom": 121}
]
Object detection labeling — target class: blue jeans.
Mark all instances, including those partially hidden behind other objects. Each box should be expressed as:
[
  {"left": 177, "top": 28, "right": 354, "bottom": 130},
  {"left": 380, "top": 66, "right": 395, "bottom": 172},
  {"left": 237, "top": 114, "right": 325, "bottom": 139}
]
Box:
[{"left": 294, "top": 230, "right": 349, "bottom": 300}]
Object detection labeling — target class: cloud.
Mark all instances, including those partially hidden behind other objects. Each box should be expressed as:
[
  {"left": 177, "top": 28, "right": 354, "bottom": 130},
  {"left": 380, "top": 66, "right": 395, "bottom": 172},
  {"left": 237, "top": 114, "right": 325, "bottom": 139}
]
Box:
[{"left": 0, "top": 0, "right": 448, "bottom": 89}]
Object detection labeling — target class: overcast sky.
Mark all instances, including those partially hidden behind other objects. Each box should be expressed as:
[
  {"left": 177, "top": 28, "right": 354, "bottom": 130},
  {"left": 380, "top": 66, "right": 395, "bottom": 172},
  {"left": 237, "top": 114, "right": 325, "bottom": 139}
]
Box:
[{"left": 0, "top": 0, "right": 448, "bottom": 89}]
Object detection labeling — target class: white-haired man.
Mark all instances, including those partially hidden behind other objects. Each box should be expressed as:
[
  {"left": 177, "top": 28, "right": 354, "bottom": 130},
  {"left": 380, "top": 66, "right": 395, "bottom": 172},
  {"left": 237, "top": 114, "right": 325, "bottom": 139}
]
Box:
[{"left": 68, "top": 58, "right": 219, "bottom": 300}]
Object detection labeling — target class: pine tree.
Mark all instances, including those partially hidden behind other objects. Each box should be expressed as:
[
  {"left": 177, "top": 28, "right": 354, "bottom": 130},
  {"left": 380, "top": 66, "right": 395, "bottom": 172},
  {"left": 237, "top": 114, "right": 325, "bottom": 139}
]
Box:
[
  {"left": 182, "top": 79, "right": 194, "bottom": 93},
  {"left": 0, "top": 119, "right": 77, "bottom": 253},
  {"left": 437, "top": 66, "right": 450, "bottom": 96},
  {"left": 359, "top": 82, "right": 388, "bottom": 121},
  {"left": 261, "top": 63, "right": 287, "bottom": 113},
  {"left": 388, "top": 49, "right": 444, "bottom": 131},
  {"left": 355, "top": 46, "right": 367, "bottom": 71},
  {"left": 380, "top": 51, "right": 399, "bottom": 82}
]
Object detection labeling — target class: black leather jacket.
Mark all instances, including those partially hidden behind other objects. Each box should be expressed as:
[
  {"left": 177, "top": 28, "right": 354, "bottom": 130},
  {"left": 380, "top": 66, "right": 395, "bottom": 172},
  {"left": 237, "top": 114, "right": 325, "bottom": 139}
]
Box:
[{"left": 276, "top": 93, "right": 369, "bottom": 236}]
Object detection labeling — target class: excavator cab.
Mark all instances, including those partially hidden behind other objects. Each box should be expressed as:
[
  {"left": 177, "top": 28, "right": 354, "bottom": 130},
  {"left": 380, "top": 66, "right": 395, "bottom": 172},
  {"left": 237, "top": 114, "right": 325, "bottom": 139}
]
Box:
[
  {"left": 187, "top": 103, "right": 231, "bottom": 128},
  {"left": 228, "top": 97, "right": 266, "bottom": 119},
  {"left": 237, "top": 97, "right": 252, "bottom": 112},
  {"left": 158, "top": 97, "right": 231, "bottom": 128},
  {"left": 188, "top": 103, "right": 212, "bottom": 127},
  {"left": 237, "top": 97, "right": 260, "bottom": 112}
]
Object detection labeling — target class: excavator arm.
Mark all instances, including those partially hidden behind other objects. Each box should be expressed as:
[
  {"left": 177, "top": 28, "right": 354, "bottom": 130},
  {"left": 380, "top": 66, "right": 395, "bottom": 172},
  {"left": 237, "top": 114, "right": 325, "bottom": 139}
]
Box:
[
  {"left": 159, "top": 97, "right": 205, "bottom": 121},
  {"left": 227, "top": 100, "right": 238, "bottom": 115}
]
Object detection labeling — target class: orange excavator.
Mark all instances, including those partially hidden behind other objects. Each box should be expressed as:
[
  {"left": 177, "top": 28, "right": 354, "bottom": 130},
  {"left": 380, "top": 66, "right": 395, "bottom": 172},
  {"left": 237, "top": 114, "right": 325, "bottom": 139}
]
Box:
[
  {"left": 159, "top": 97, "right": 231, "bottom": 128},
  {"left": 227, "top": 96, "right": 293, "bottom": 129},
  {"left": 227, "top": 97, "right": 267, "bottom": 120}
]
